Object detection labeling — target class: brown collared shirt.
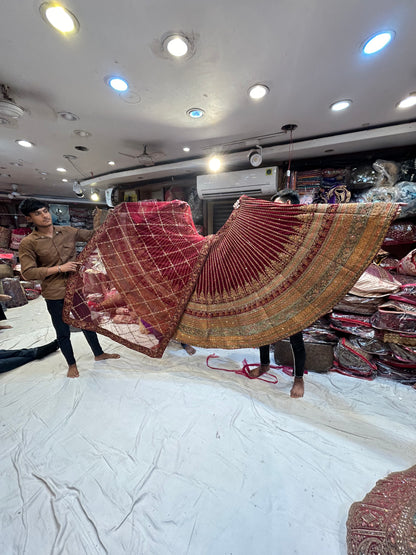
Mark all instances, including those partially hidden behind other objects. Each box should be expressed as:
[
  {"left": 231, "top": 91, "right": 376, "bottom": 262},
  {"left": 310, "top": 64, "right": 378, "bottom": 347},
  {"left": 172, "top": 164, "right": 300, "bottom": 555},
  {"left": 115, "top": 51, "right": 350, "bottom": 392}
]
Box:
[{"left": 19, "top": 226, "right": 94, "bottom": 300}]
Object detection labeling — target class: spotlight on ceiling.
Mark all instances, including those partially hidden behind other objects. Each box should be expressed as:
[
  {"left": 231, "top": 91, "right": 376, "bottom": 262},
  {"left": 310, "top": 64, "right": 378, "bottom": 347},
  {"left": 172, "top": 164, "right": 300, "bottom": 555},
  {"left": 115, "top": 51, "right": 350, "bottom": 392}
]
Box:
[
  {"left": 39, "top": 2, "right": 80, "bottom": 34},
  {"left": 208, "top": 156, "right": 222, "bottom": 172},
  {"left": 106, "top": 76, "right": 129, "bottom": 92},
  {"left": 397, "top": 92, "right": 416, "bottom": 109},
  {"left": 248, "top": 84, "right": 270, "bottom": 100},
  {"left": 90, "top": 189, "right": 100, "bottom": 202},
  {"left": 164, "top": 34, "right": 189, "bottom": 57},
  {"left": 161, "top": 32, "right": 195, "bottom": 60},
  {"left": 362, "top": 31, "right": 394, "bottom": 55},
  {"left": 330, "top": 99, "right": 352, "bottom": 112},
  {"left": 187, "top": 108, "right": 205, "bottom": 119},
  {"left": 16, "top": 139, "right": 34, "bottom": 148},
  {"left": 248, "top": 146, "right": 263, "bottom": 167}
]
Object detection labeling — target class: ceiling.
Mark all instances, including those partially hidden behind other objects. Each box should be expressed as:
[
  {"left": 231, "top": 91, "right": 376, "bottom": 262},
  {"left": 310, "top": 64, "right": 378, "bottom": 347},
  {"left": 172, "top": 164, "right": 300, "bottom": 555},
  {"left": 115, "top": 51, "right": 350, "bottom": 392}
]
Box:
[{"left": 1, "top": 0, "right": 416, "bottom": 202}]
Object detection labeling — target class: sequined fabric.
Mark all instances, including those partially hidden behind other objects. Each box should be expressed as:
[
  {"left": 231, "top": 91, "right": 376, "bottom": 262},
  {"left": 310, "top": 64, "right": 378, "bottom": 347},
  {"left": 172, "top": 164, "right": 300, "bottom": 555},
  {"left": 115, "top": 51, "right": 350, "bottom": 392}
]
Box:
[{"left": 346, "top": 465, "right": 416, "bottom": 555}]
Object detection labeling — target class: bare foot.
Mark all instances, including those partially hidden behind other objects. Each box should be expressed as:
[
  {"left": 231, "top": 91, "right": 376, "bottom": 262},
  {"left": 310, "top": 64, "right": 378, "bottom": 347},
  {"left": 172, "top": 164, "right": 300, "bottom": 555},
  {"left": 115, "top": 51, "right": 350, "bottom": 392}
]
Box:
[
  {"left": 290, "top": 377, "right": 304, "bottom": 398},
  {"left": 248, "top": 363, "right": 270, "bottom": 379},
  {"left": 67, "top": 364, "right": 79, "bottom": 378},
  {"left": 94, "top": 353, "right": 121, "bottom": 361},
  {"left": 0, "top": 324, "right": 12, "bottom": 329},
  {"left": 183, "top": 344, "right": 196, "bottom": 355}
]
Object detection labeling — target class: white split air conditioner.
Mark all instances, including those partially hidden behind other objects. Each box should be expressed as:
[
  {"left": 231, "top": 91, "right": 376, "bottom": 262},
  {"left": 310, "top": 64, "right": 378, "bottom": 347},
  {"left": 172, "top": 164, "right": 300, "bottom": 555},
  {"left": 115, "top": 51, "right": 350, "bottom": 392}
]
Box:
[{"left": 197, "top": 166, "right": 278, "bottom": 200}]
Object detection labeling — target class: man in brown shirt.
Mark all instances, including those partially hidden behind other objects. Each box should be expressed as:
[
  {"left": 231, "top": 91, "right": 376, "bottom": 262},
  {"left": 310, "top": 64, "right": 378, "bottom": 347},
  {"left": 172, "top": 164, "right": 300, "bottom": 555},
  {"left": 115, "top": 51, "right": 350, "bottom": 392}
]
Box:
[{"left": 19, "top": 198, "right": 120, "bottom": 378}]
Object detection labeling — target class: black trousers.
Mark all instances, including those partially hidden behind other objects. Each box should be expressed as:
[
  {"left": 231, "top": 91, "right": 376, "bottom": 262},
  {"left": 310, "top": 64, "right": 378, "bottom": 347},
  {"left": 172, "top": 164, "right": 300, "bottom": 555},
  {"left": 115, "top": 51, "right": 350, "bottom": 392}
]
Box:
[
  {"left": 0, "top": 347, "right": 39, "bottom": 373},
  {"left": 259, "top": 331, "right": 305, "bottom": 377},
  {"left": 45, "top": 298, "right": 104, "bottom": 365}
]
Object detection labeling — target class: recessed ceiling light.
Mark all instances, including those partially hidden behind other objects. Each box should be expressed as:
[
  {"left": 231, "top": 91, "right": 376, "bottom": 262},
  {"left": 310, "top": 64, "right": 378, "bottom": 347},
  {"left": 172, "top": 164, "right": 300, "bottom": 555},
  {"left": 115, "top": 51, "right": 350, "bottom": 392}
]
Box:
[
  {"left": 397, "top": 92, "right": 416, "bottom": 109},
  {"left": 108, "top": 161, "right": 115, "bottom": 166},
  {"left": 330, "top": 99, "right": 352, "bottom": 112},
  {"left": 187, "top": 108, "right": 205, "bottom": 119},
  {"left": 107, "top": 77, "right": 129, "bottom": 92},
  {"left": 73, "top": 129, "right": 91, "bottom": 137},
  {"left": 39, "top": 171, "right": 48, "bottom": 175},
  {"left": 62, "top": 178, "right": 68, "bottom": 182},
  {"left": 208, "top": 156, "right": 222, "bottom": 172},
  {"left": 40, "top": 2, "right": 80, "bottom": 34},
  {"left": 16, "top": 140, "right": 34, "bottom": 148},
  {"left": 248, "top": 84, "right": 270, "bottom": 100},
  {"left": 164, "top": 34, "right": 189, "bottom": 57},
  {"left": 58, "top": 111, "right": 79, "bottom": 121},
  {"left": 183, "top": 146, "right": 190, "bottom": 152},
  {"left": 362, "top": 31, "right": 394, "bottom": 55},
  {"left": 56, "top": 167, "right": 67, "bottom": 172}
]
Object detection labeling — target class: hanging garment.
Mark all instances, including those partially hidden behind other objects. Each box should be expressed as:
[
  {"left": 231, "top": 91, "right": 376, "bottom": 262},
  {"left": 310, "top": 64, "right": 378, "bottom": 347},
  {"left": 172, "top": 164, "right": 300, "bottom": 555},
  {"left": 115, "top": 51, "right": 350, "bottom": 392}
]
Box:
[{"left": 63, "top": 197, "right": 398, "bottom": 358}]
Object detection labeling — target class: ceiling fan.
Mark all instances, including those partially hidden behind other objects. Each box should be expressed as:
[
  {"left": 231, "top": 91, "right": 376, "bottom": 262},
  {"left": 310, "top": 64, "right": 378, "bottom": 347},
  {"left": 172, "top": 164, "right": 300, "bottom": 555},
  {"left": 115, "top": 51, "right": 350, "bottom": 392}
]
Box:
[
  {"left": 118, "top": 145, "right": 165, "bottom": 166},
  {"left": 0, "top": 84, "right": 25, "bottom": 120}
]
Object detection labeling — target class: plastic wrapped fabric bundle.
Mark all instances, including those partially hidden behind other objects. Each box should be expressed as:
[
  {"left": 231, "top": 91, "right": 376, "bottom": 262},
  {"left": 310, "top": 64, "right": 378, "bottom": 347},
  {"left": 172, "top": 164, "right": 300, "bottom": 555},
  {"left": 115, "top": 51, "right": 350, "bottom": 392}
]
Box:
[
  {"left": 1, "top": 277, "right": 28, "bottom": 308},
  {"left": 64, "top": 198, "right": 398, "bottom": 358},
  {"left": 358, "top": 185, "right": 399, "bottom": 203},
  {"left": 302, "top": 316, "right": 339, "bottom": 344},
  {"left": 348, "top": 336, "right": 391, "bottom": 356},
  {"left": 333, "top": 337, "right": 377, "bottom": 378},
  {"left": 398, "top": 248, "right": 416, "bottom": 276},
  {"left": 349, "top": 263, "right": 401, "bottom": 297},
  {"left": 371, "top": 300, "right": 416, "bottom": 335},
  {"left": 373, "top": 159, "right": 400, "bottom": 187},
  {"left": 383, "top": 221, "right": 416, "bottom": 245},
  {"left": 388, "top": 342, "right": 416, "bottom": 363},
  {"left": 346, "top": 465, "right": 416, "bottom": 555},
  {"left": 332, "top": 293, "right": 388, "bottom": 315},
  {"left": 349, "top": 165, "right": 378, "bottom": 190},
  {"left": 375, "top": 358, "right": 416, "bottom": 384},
  {"left": 329, "top": 312, "right": 376, "bottom": 339}
]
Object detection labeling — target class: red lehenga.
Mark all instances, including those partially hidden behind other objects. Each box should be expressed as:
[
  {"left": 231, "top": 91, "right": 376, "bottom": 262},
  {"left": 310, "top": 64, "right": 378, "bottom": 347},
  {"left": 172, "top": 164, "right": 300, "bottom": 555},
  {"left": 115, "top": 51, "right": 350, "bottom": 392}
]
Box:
[
  {"left": 63, "top": 196, "right": 398, "bottom": 358},
  {"left": 346, "top": 465, "right": 416, "bottom": 554}
]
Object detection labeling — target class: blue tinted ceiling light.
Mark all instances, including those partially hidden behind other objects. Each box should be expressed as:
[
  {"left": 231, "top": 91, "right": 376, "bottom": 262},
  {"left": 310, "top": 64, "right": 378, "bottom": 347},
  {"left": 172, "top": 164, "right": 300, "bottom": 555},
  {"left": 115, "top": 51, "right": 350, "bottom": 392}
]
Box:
[
  {"left": 363, "top": 31, "right": 394, "bottom": 54},
  {"left": 187, "top": 108, "right": 205, "bottom": 119},
  {"left": 108, "top": 77, "right": 129, "bottom": 92}
]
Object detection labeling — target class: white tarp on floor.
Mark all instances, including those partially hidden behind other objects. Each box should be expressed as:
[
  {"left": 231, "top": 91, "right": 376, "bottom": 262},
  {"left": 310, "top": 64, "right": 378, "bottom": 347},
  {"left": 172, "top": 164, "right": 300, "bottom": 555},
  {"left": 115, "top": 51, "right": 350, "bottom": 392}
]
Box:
[{"left": 1, "top": 298, "right": 416, "bottom": 555}]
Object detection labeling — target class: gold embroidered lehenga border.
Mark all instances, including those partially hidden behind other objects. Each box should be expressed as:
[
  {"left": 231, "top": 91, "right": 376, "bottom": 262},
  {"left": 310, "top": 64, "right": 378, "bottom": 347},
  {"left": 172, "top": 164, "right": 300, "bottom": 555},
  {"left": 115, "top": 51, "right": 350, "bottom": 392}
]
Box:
[
  {"left": 346, "top": 465, "right": 416, "bottom": 555},
  {"left": 63, "top": 197, "right": 397, "bottom": 358}
]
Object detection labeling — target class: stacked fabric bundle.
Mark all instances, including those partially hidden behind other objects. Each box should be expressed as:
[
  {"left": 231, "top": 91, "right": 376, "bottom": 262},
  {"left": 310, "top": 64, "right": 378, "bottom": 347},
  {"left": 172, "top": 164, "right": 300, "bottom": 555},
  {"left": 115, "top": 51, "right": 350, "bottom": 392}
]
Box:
[
  {"left": 293, "top": 169, "right": 322, "bottom": 193},
  {"left": 69, "top": 205, "right": 94, "bottom": 229},
  {"left": 330, "top": 260, "right": 416, "bottom": 385}
]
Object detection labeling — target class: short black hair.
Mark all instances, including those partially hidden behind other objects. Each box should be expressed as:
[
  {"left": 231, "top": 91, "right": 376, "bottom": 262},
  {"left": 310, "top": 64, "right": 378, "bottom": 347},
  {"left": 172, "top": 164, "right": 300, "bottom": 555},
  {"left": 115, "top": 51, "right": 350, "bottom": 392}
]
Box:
[
  {"left": 19, "top": 198, "right": 49, "bottom": 216},
  {"left": 271, "top": 188, "right": 300, "bottom": 204}
]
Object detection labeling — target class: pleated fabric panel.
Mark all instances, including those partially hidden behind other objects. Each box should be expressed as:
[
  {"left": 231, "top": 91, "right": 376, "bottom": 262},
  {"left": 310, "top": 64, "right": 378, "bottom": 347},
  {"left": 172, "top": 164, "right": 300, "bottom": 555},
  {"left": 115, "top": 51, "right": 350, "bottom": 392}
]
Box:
[{"left": 175, "top": 196, "right": 398, "bottom": 348}]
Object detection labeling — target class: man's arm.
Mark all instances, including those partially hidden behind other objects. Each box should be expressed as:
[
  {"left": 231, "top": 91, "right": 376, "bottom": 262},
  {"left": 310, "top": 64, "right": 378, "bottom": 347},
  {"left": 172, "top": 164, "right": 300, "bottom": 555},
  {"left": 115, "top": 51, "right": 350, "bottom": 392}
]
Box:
[{"left": 19, "top": 241, "right": 78, "bottom": 280}]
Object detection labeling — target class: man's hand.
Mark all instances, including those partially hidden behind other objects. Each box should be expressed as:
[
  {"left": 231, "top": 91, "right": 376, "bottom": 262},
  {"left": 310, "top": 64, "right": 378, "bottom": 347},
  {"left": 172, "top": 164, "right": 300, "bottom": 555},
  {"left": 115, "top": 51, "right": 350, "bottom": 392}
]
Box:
[{"left": 60, "top": 261, "right": 81, "bottom": 273}]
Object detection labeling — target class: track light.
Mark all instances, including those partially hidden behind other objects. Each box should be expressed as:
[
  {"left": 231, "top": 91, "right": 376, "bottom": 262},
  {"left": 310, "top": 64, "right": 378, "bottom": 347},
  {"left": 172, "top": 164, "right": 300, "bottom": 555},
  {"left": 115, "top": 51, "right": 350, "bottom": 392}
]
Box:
[
  {"left": 248, "top": 146, "right": 263, "bottom": 167},
  {"left": 73, "top": 182, "right": 84, "bottom": 198},
  {"left": 105, "top": 187, "right": 115, "bottom": 207}
]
